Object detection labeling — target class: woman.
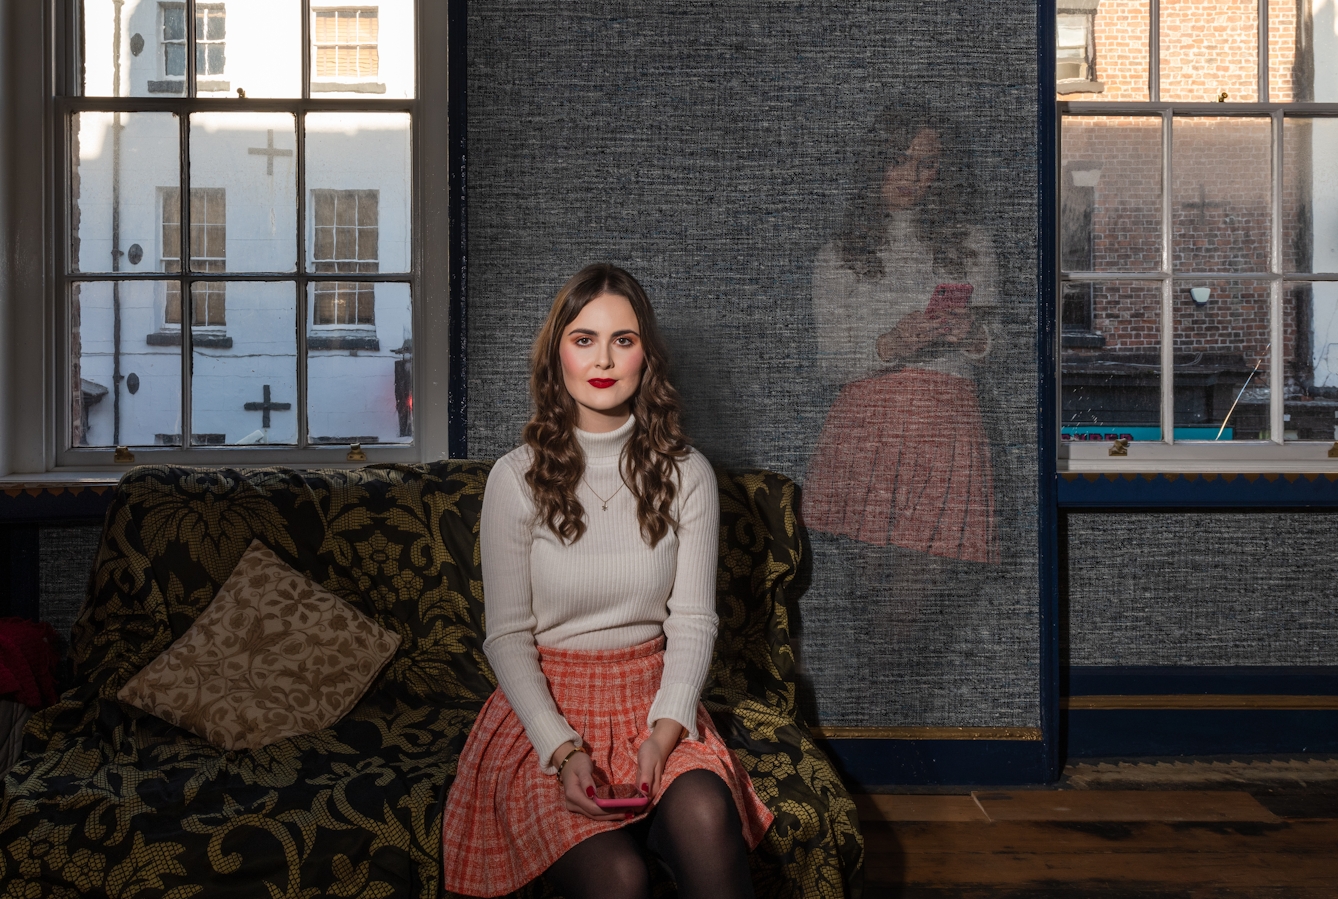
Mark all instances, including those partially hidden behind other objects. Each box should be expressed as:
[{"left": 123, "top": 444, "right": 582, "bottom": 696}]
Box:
[
  {"left": 441, "top": 264, "right": 772, "bottom": 899},
  {"left": 801, "top": 107, "right": 1000, "bottom": 702}
]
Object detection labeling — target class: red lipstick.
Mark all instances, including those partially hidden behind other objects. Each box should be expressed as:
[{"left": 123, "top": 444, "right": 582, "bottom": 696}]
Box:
[{"left": 588, "top": 378, "right": 616, "bottom": 389}]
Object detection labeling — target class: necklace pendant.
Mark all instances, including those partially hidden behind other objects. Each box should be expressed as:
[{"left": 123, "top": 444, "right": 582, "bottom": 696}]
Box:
[{"left": 601, "top": 503, "right": 608, "bottom": 511}]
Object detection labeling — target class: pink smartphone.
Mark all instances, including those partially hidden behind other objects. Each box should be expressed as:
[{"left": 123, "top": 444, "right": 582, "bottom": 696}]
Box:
[
  {"left": 925, "top": 283, "right": 974, "bottom": 318},
  {"left": 593, "top": 784, "right": 651, "bottom": 810}
]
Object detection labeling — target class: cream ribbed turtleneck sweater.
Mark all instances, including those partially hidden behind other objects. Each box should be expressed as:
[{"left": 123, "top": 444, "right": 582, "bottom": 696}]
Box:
[{"left": 480, "top": 415, "right": 720, "bottom": 774}]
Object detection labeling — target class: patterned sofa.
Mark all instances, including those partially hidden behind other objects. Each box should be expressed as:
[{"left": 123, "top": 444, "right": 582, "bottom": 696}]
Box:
[{"left": 0, "top": 462, "right": 862, "bottom": 898}]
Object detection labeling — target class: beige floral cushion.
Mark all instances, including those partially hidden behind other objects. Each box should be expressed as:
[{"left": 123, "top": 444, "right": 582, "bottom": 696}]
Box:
[{"left": 118, "top": 539, "right": 401, "bottom": 751}]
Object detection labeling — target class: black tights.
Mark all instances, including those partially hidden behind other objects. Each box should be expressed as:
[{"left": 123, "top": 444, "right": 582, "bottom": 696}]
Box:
[{"left": 544, "top": 769, "right": 754, "bottom": 899}]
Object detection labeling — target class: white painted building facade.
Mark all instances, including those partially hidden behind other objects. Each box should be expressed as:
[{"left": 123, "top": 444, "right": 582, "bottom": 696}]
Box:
[{"left": 75, "top": 0, "right": 414, "bottom": 448}]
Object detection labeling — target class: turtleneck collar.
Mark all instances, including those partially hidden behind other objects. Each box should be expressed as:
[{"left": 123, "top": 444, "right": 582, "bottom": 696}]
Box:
[{"left": 575, "top": 413, "right": 635, "bottom": 461}]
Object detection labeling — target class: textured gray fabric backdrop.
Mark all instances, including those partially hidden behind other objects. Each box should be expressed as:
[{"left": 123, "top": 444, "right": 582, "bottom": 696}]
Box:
[
  {"left": 37, "top": 525, "right": 101, "bottom": 653},
  {"left": 1066, "top": 512, "right": 1338, "bottom": 666},
  {"left": 467, "top": 1, "right": 1040, "bottom": 727}
]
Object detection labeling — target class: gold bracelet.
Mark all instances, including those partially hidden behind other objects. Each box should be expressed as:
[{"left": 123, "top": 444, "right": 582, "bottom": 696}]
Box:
[{"left": 555, "top": 746, "right": 587, "bottom": 783}]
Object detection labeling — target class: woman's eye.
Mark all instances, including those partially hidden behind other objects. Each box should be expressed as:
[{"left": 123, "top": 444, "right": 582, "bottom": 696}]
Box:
[{"left": 574, "top": 337, "right": 591, "bottom": 346}]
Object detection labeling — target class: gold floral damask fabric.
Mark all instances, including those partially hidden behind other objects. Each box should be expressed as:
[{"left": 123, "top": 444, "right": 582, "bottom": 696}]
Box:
[
  {"left": 0, "top": 463, "right": 861, "bottom": 898},
  {"left": 118, "top": 539, "right": 401, "bottom": 751}
]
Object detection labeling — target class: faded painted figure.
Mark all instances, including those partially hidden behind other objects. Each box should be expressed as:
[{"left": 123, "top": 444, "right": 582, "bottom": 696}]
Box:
[{"left": 802, "top": 106, "right": 1001, "bottom": 715}]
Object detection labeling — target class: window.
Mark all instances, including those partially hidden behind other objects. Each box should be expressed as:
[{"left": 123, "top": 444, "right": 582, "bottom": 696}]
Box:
[
  {"left": 54, "top": 1, "right": 431, "bottom": 463},
  {"left": 162, "top": 4, "right": 226, "bottom": 77},
  {"left": 311, "top": 189, "right": 378, "bottom": 326},
  {"left": 153, "top": 3, "right": 228, "bottom": 93},
  {"left": 1057, "top": 0, "right": 1338, "bottom": 469},
  {"left": 1056, "top": 7, "right": 1100, "bottom": 91},
  {"left": 313, "top": 8, "right": 379, "bottom": 78},
  {"left": 161, "top": 188, "right": 226, "bottom": 327}
]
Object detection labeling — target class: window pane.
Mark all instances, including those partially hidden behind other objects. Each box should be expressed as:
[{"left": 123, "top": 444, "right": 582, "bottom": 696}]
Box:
[
  {"left": 189, "top": 112, "right": 297, "bottom": 272},
  {"left": 192, "top": 282, "right": 297, "bottom": 445},
  {"left": 306, "top": 113, "right": 411, "bottom": 273},
  {"left": 70, "top": 280, "right": 181, "bottom": 448},
  {"left": 1269, "top": 0, "right": 1322, "bottom": 102},
  {"left": 1061, "top": 281, "right": 1163, "bottom": 442},
  {"left": 196, "top": 0, "right": 301, "bottom": 98},
  {"left": 1283, "top": 117, "right": 1338, "bottom": 274},
  {"left": 1173, "top": 279, "right": 1272, "bottom": 440},
  {"left": 1160, "top": 0, "right": 1259, "bottom": 102},
  {"left": 1284, "top": 281, "right": 1338, "bottom": 440},
  {"left": 1172, "top": 117, "right": 1271, "bottom": 274},
  {"left": 310, "top": 1, "right": 414, "bottom": 98},
  {"left": 71, "top": 112, "right": 180, "bottom": 274},
  {"left": 82, "top": 0, "right": 183, "bottom": 96},
  {"left": 1056, "top": 0, "right": 1149, "bottom": 101},
  {"left": 1062, "top": 115, "right": 1163, "bottom": 273},
  {"left": 307, "top": 282, "right": 412, "bottom": 444}
]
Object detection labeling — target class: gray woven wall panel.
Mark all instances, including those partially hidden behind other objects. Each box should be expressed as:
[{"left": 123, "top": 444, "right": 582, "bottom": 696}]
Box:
[
  {"left": 1067, "top": 512, "right": 1338, "bottom": 666},
  {"left": 468, "top": 1, "right": 1039, "bottom": 727},
  {"left": 38, "top": 525, "right": 101, "bottom": 650}
]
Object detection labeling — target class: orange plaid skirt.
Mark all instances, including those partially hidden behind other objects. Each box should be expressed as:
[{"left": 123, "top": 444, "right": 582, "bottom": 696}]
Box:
[
  {"left": 440, "top": 636, "right": 773, "bottom": 897},
  {"left": 803, "top": 367, "right": 999, "bottom": 564}
]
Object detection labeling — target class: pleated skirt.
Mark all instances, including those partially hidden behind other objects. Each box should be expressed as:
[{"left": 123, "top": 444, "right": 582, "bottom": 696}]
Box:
[
  {"left": 440, "top": 636, "right": 774, "bottom": 897},
  {"left": 802, "top": 366, "right": 999, "bottom": 564}
]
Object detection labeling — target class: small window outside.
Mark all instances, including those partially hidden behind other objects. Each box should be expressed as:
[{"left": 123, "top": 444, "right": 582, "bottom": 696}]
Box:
[
  {"left": 313, "top": 8, "right": 379, "bottom": 79},
  {"left": 162, "top": 187, "right": 226, "bottom": 327},
  {"left": 162, "top": 3, "right": 225, "bottom": 78},
  {"left": 1057, "top": 13, "right": 1094, "bottom": 83},
  {"left": 312, "top": 188, "right": 378, "bottom": 326}
]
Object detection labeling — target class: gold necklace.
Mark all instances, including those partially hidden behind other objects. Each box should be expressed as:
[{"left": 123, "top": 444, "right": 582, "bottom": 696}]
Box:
[{"left": 583, "top": 476, "right": 627, "bottom": 512}]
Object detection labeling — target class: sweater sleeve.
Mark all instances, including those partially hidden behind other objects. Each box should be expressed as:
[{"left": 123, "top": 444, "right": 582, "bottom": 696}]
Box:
[
  {"left": 480, "top": 456, "right": 582, "bottom": 774},
  {"left": 647, "top": 450, "right": 720, "bottom": 740}
]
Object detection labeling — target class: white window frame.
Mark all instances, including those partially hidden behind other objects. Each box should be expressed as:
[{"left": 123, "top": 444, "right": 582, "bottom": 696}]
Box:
[
  {"left": 0, "top": 0, "right": 452, "bottom": 477},
  {"left": 1057, "top": 0, "right": 1338, "bottom": 473}
]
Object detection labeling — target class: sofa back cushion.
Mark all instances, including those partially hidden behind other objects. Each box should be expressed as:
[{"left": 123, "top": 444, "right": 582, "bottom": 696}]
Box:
[
  {"left": 74, "top": 462, "right": 802, "bottom": 725},
  {"left": 74, "top": 462, "right": 497, "bottom": 711}
]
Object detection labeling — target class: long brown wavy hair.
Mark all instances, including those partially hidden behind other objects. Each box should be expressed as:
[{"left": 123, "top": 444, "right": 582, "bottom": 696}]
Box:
[
  {"left": 523, "top": 263, "right": 691, "bottom": 547},
  {"left": 837, "top": 103, "right": 979, "bottom": 281}
]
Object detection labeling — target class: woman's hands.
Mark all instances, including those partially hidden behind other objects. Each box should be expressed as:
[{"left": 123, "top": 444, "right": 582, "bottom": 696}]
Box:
[
  {"left": 876, "top": 309, "right": 983, "bottom": 363},
  {"left": 636, "top": 718, "right": 684, "bottom": 802},
  {"left": 552, "top": 743, "right": 624, "bottom": 822},
  {"left": 552, "top": 719, "right": 684, "bottom": 820}
]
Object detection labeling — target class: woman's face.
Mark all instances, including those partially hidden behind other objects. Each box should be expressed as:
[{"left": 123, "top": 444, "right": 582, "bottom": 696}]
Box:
[
  {"left": 559, "top": 291, "right": 645, "bottom": 432},
  {"left": 881, "top": 127, "right": 942, "bottom": 211}
]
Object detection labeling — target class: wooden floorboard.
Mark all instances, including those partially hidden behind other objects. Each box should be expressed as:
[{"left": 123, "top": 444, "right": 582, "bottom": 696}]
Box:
[
  {"left": 971, "top": 790, "right": 1280, "bottom": 822},
  {"left": 856, "top": 772, "right": 1338, "bottom": 899}
]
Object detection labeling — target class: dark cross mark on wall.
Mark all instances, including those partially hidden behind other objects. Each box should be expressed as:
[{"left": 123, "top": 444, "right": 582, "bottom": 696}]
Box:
[
  {"left": 244, "top": 384, "right": 292, "bottom": 429},
  {"left": 1183, "top": 184, "right": 1228, "bottom": 223},
  {"left": 247, "top": 129, "right": 293, "bottom": 175}
]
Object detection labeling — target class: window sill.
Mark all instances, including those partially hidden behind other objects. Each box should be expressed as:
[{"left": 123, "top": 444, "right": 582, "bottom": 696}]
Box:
[
  {"left": 1060, "top": 441, "right": 1338, "bottom": 473},
  {"left": 1062, "top": 331, "right": 1106, "bottom": 349},
  {"left": 1057, "top": 80, "right": 1105, "bottom": 95},
  {"left": 308, "top": 333, "right": 379, "bottom": 351},
  {"left": 146, "top": 331, "right": 233, "bottom": 349},
  {"left": 311, "top": 81, "right": 386, "bottom": 94},
  {"left": 0, "top": 472, "right": 121, "bottom": 489}
]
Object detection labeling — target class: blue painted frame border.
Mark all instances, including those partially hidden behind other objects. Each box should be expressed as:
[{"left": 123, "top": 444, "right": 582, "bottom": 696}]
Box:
[
  {"left": 1059, "top": 472, "right": 1338, "bottom": 508},
  {"left": 446, "top": 0, "right": 469, "bottom": 459},
  {"left": 1037, "top": 0, "right": 1062, "bottom": 784}
]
